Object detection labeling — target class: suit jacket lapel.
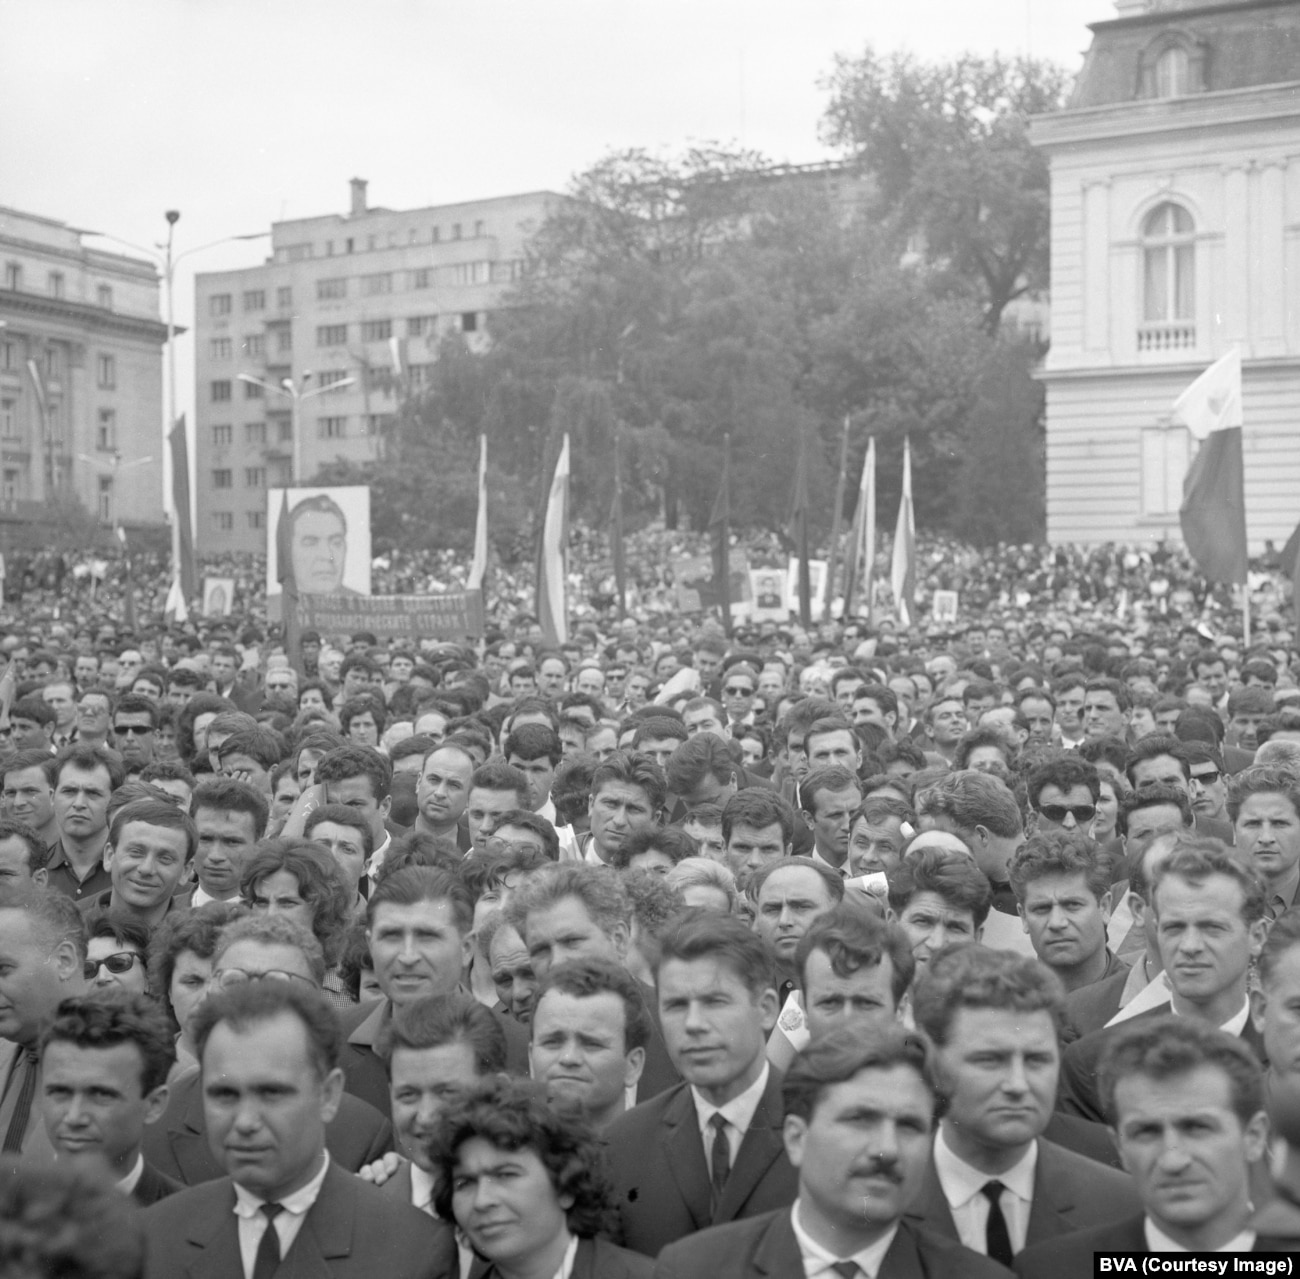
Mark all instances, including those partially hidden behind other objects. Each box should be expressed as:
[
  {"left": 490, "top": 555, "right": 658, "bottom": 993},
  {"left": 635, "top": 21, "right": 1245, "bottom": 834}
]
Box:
[
  {"left": 660, "top": 1088, "right": 713, "bottom": 1232},
  {"left": 171, "top": 1076, "right": 218, "bottom": 1184},
  {"left": 1025, "top": 1140, "right": 1078, "bottom": 1247},
  {"left": 902, "top": 1157, "right": 959, "bottom": 1240},
  {"left": 879, "top": 1225, "right": 927, "bottom": 1279},
  {"left": 715, "top": 1072, "right": 785, "bottom": 1222},
  {"left": 184, "top": 1185, "right": 244, "bottom": 1279},
  {"left": 750, "top": 1211, "right": 807, "bottom": 1277},
  {"left": 286, "top": 1164, "right": 357, "bottom": 1268}
]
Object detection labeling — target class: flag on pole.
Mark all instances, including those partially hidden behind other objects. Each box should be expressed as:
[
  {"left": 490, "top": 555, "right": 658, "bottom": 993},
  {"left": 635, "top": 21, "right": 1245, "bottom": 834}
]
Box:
[
  {"left": 1174, "top": 348, "right": 1247, "bottom": 585},
  {"left": 611, "top": 432, "right": 626, "bottom": 619},
  {"left": 536, "top": 433, "right": 570, "bottom": 646},
  {"left": 788, "top": 428, "right": 812, "bottom": 627},
  {"left": 115, "top": 524, "right": 138, "bottom": 634},
  {"left": 709, "top": 434, "right": 733, "bottom": 635},
  {"left": 168, "top": 416, "right": 197, "bottom": 606},
  {"left": 276, "top": 488, "right": 303, "bottom": 674},
  {"left": 25, "top": 361, "right": 47, "bottom": 424},
  {"left": 1280, "top": 519, "right": 1300, "bottom": 632},
  {"left": 388, "top": 335, "right": 403, "bottom": 377},
  {"left": 466, "top": 433, "right": 488, "bottom": 591},
  {"left": 843, "top": 436, "right": 876, "bottom": 617},
  {"left": 824, "top": 417, "right": 850, "bottom": 619},
  {"left": 891, "top": 437, "right": 916, "bottom": 626}
]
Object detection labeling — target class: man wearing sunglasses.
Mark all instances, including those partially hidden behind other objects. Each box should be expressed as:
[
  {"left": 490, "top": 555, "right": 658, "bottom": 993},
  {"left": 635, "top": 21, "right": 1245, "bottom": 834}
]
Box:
[
  {"left": 111, "top": 693, "right": 160, "bottom": 777},
  {"left": 1027, "top": 756, "right": 1101, "bottom": 836},
  {"left": 142, "top": 914, "right": 394, "bottom": 1187}
]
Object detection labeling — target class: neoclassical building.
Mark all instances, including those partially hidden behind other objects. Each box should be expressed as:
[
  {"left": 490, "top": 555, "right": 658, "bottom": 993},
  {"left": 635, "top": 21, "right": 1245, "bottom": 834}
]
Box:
[{"left": 1032, "top": 0, "right": 1300, "bottom": 548}]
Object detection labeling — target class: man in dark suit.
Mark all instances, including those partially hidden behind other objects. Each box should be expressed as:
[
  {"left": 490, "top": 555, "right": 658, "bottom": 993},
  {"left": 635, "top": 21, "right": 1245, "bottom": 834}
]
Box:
[
  {"left": 140, "top": 979, "right": 454, "bottom": 1279},
  {"left": 906, "top": 947, "right": 1137, "bottom": 1265},
  {"left": 1017, "top": 1017, "right": 1285, "bottom": 1273},
  {"left": 507, "top": 858, "right": 679, "bottom": 1101},
  {"left": 654, "top": 1022, "right": 1011, "bottom": 1279},
  {"left": 339, "top": 865, "right": 528, "bottom": 1118},
  {"left": 142, "top": 913, "right": 393, "bottom": 1183},
  {"left": 39, "top": 990, "right": 181, "bottom": 1206},
  {"left": 605, "top": 910, "right": 797, "bottom": 1257},
  {"left": 1057, "top": 840, "right": 1268, "bottom": 1124}
]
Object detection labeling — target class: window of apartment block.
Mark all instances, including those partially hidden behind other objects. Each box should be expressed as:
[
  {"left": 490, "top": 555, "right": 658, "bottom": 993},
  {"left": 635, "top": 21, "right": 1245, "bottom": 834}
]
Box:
[
  {"left": 461, "top": 312, "right": 479, "bottom": 333},
  {"left": 214, "top": 512, "right": 233, "bottom": 531},
  {"left": 244, "top": 333, "right": 265, "bottom": 358},
  {"left": 98, "top": 477, "right": 112, "bottom": 522},
  {"left": 317, "top": 324, "right": 347, "bottom": 347},
  {"left": 211, "top": 381, "right": 232, "bottom": 403},
  {"left": 317, "top": 278, "right": 347, "bottom": 301},
  {"left": 1140, "top": 202, "right": 1195, "bottom": 352},
  {"left": 360, "top": 319, "right": 392, "bottom": 341},
  {"left": 366, "top": 413, "right": 396, "bottom": 435},
  {"left": 97, "top": 284, "right": 113, "bottom": 308},
  {"left": 248, "top": 511, "right": 264, "bottom": 530},
  {"left": 243, "top": 289, "right": 266, "bottom": 311},
  {"left": 97, "top": 354, "right": 116, "bottom": 389},
  {"left": 211, "top": 337, "right": 232, "bottom": 360},
  {"left": 318, "top": 370, "right": 349, "bottom": 387},
  {"left": 245, "top": 466, "right": 265, "bottom": 488},
  {"left": 432, "top": 226, "right": 440, "bottom": 243},
  {"left": 0, "top": 342, "right": 12, "bottom": 371},
  {"left": 2, "top": 471, "right": 17, "bottom": 504},
  {"left": 452, "top": 223, "right": 462, "bottom": 240},
  {"left": 244, "top": 380, "right": 263, "bottom": 399},
  {"left": 276, "top": 418, "right": 293, "bottom": 443},
  {"left": 474, "top": 220, "right": 485, "bottom": 237},
  {"left": 1, "top": 400, "right": 15, "bottom": 437},
  {"left": 96, "top": 409, "right": 116, "bottom": 451},
  {"left": 276, "top": 286, "right": 292, "bottom": 308},
  {"left": 45, "top": 348, "right": 59, "bottom": 379},
  {"left": 1141, "top": 426, "right": 1192, "bottom": 518},
  {"left": 272, "top": 460, "right": 291, "bottom": 485},
  {"left": 413, "top": 268, "right": 431, "bottom": 289},
  {"left": 275, "top": 326, "right": 292, "bottom": 353},
  {"left": 246, "top": 421, "right": 266, "bottom": 445},
  {"left": 48, "top": 273, "right": 64, "bottom": 298},
  {"left": 210, "top": 294, "right": 232, "bottom": 317},
  {"left": 318, "top": 416, "right": 346, "bottom": 439},
  {"left": 213, "top": 469, "right": 233, "bottom": 488},
  {"left": 362, "top": 273, "right": 392, "bottom": 296},
  {"left": 212, "top": 424, "right": 232, "bottom": 446},
  {"left": 4, "top": 264, "right": 20, "bottom": 290}
]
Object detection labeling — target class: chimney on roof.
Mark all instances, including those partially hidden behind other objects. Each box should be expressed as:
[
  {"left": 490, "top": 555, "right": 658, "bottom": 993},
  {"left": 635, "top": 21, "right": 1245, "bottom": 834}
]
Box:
[{"left": 350, "top": 178, "right": 368, "bottom": 217}]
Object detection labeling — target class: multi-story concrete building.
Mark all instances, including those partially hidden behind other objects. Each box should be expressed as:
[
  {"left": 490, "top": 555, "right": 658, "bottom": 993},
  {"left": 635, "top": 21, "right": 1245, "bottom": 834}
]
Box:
[
  {"left": 0, "top": 207, "right": 167, "bottom": 535},
  {"left": 193, "top": 180, "right": 564, "bottom": 554},
  {"left": 1032, "top": 0, "right": 1300, "bottom": 549}
]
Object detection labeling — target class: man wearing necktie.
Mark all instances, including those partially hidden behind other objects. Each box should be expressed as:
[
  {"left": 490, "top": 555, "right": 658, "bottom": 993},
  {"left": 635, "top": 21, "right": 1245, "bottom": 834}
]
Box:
[
  {"left": 653, "top": 1023, "right": 1012, "bottom": 1279},
  {"left": 0, "top": 882, "right": 87, "bottom": 1163},
  {"left": 138, "top": 979, "right": 455, "bottom": 1278}
]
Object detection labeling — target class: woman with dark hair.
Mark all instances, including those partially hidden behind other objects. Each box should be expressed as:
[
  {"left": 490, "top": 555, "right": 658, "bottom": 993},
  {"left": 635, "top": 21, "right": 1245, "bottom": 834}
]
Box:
[{"left": 429, "top": 1076, "right": 651, "bottom": 1278}]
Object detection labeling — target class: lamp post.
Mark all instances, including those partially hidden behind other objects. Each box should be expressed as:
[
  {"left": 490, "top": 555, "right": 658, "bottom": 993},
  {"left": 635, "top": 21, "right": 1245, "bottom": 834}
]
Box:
[{"left": 236, "top": 372, "right": 356, "bottom": 483}]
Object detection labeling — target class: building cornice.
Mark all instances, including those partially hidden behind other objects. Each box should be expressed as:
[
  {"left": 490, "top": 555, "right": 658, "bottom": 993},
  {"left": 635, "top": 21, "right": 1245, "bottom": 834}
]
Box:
[
  {"left": 1038, "top": 354, "right": 1300, "bottom": 382},
  {"left": 0, "top": 288, "right": 173, "bottom": 344},
  {"left": 0, "top": 228, "right": 157, "bottom": 281},
  {"left": 1031, "top": 81, "right": 1300, "bottom": 150},
  {"left": 1089, "top": 0, "right": 1300, "bottom": 35}
]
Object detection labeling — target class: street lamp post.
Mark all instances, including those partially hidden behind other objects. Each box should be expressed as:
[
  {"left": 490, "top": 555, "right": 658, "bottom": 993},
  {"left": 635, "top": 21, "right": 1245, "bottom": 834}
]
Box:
[{"left": 236, "top": 372, "right": 356, "bottom": 483}]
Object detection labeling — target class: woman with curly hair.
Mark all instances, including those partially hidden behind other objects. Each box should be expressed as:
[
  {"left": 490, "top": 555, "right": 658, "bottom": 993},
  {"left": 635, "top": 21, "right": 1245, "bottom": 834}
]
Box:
[{"left": 429, "top": 1076, "right": 651, "bottom": 1278}]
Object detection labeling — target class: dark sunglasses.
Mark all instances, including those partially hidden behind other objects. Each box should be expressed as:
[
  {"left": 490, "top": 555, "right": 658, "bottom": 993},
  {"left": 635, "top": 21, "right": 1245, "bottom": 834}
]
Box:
[
  {"left": 84, "top": 951, "right": 141, "bottom": 980},
  {"left": 114, "top": 724, "right": 154, "bottom": 736},
  {"left": 1191, "top": 769, "right": 1222, "bottom": 786},
  {"left": 1038, "top": 803, "right": 1096, "bottom": 824},
  {"left": 723, "top": 685, "right": 754, "bottom": 696}
]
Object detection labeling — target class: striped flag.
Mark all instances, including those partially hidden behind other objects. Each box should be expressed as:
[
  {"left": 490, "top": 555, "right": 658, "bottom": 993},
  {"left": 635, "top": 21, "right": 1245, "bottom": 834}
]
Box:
[
  {"left": 1175, "top": 349, "right": 1247, "bottom": 585},
  {"left": 843, "top": 436, "right": 876, "bottom": 617},
  {"left": 536, "top": 434, "right": 570, "bottom": 646},
  {"left": 1280, "top": 519, "right": 1300, "bottom": 631},
  {"left": 467, "top": 433, "right": 488, "bottom": 591},
  {"left": 891, "top": 437, "right": 916, "bottom": 626},
  {"left": 276, "top": 488, "right": 303, "bottom": 673}
]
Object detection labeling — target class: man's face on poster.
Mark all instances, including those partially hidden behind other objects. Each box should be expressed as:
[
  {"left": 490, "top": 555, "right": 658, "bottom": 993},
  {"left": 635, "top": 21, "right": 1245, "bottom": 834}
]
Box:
[{"left": 292, "top": 507, "right": 347, "bottom": 594}]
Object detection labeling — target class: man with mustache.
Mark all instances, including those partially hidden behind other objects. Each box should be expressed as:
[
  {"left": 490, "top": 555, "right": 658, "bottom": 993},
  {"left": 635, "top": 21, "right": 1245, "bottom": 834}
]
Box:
[{"left": 654, "top": 1023, "right": 1011, "bottom": 1279}]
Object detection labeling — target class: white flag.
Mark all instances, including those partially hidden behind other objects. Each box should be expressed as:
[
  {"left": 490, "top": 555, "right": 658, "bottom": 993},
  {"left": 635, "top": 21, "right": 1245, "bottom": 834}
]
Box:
[
  {"left": 1171, "top": 348, "right": 1242, "bottom": 441},
  {"left": 467, "top": 434, "right": 488, "bottom": 590}
]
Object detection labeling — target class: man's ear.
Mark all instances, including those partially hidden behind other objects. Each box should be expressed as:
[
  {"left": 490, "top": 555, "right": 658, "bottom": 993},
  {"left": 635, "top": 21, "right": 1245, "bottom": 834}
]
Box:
[
  {"left": 1098, "top": 889, "right": 1113, "bottom": 924},
  {"left": 1250, "top": 985, "right": 1268, "bottom": 1037},
  {"left": 378, "top": 794, "right": 392, "bottom": 822},
  {"left": 102, "top": 843, "right": 115, "bottom": 872}
]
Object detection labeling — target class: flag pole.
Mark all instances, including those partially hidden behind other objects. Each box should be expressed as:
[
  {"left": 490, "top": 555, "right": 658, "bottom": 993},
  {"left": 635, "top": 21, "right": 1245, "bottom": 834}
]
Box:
[
  {"left": 824, "top": 416, "right": 850, "bottom": 621},
  {"left": 612, "top": 430, "right": 626, "bottom": 620}
]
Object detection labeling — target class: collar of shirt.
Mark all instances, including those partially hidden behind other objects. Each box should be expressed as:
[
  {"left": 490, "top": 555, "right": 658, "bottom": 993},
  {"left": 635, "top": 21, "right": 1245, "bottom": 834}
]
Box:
[
  {"left": 1270, "top": 865, "right": 1300, "bottom": 918},
  {"left": 365, "top": 832, "right": 392, "bottom": 881},
  {"left": 233, "top": 1150, "right": 331, "bottom": 1220},
  {"left": 1144, "top": 1218, "right": 1255, "bottom": 1252},
  {"left": 551, "top": 1234, "right": 579, "bottom": 1279},
  {"left": 790, "top": 1199, "right": 898, "bottom": 1279},
  {"left": 117, "top": 1153, "right": 145, "bottom": 1196},
  {"left": 190, "top": 883, "right": 237, "bottom": 910},
  {"left": 1220, "top": 999, "right": 1251, "bottom": 1037},
  {"left": 1107, "top": 970, "right": 1173, "bottom": 1028},
  {"left": 692, "top": 1060, "right": 770, "bottom": 1147},
  {"left": 409, "top": 1162, "right": 437, "bottom": 1214},
  {"left": 934, "top": 1127, "right": 1037, "bottom": 1209},
  {"left": 809, "top": 846, "right": 847, "bottom": 877},
  {"left": 348, "top": 999, "right": 389, "bottom": 1048}
]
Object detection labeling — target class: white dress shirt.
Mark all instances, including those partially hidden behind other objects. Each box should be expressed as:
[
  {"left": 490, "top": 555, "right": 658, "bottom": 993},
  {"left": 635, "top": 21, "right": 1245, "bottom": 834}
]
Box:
[
  {"left": 692, "top": 1061, "right": 770, "bottom": 1174},
  {"left": 790, "top": 1199, "right": 899, "bottom": 1279},
  {"left": 932, "top": 1127, "right": 1037, "bottom": 1256},
  {"left": 409, "top": 1163, "right": 477, "bottom": 1279},
  {"left": 1145, "top": 1218, "right": 1255, "bottom": 1252},
  {"left": 117, "top": 1153, "right": 145, "bottom": 1196},
  {"left": 233, "top": 1151, "right": 331, "bottom": 1279}
]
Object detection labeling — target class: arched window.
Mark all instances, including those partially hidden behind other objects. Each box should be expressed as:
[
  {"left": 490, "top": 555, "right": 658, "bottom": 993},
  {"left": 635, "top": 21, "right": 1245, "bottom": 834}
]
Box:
[
  {"left": 1155, "top": 46, "right": 1190, "bottom": 97},
  {"left": 1140, "top": 202, "right": 1196, "bottom": 351}
]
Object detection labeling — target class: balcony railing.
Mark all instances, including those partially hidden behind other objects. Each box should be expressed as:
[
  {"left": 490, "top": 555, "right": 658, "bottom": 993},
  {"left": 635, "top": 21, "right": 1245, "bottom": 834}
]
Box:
[{"left": 1138, "top": 322, "right": 1196, "bottom": 353}]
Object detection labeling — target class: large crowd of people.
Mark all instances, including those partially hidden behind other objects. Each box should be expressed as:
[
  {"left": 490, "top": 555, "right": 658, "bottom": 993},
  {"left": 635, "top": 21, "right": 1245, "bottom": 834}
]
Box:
[{"left": 2, "top": 524, "right": 1300, "bottom": 1278}]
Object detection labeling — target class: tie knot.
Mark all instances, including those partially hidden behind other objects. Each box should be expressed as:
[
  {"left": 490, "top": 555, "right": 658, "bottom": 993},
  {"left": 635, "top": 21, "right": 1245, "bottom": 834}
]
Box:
[
  {"left": 831, "top": 1263, "right": 860, "bottom": 1279},
  {"left": 709, "top": 1113, "right": 728, "bottom": 1136},
  {"left": 981, "top": 1180, "right": 1005, "bottom": 1205},
  {"left": 261, "top": 1202, "right": 284, "bottom": 1224}
]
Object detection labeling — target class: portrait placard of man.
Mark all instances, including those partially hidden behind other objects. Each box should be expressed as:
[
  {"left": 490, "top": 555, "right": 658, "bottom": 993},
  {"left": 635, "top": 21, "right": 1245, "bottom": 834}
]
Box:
[{"left": 267, "top": 487, "right": 371, "bottom": 599}]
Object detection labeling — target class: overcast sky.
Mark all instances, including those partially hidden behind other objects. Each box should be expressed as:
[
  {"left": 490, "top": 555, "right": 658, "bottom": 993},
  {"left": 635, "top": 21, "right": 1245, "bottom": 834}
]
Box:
[{"left": 4, "top": 0, "right": 1108, "bottom": 446}]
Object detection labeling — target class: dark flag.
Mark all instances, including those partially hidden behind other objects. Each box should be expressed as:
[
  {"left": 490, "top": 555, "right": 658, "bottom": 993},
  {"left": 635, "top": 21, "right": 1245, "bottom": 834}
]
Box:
[
  {"left": 709, "top": 433, "right": 732, "bottom": 635},
  {"left": 168, "top": 415, "right": 197, "bottom": 609},
  {"left": 276, "top": 488, "right": 302, "bottom": 675},
  {"left": 824, "top": 417, "right": 850, "bottom": 621},
  {"left": 1281, "top": 520, "right": 1300, "bottom": 632},
  {"left": 116, "top": 525, "right": 137, "bottom": 635},
  {"left": 788, "top": 427, "right": 811, "bottom": 627}
]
